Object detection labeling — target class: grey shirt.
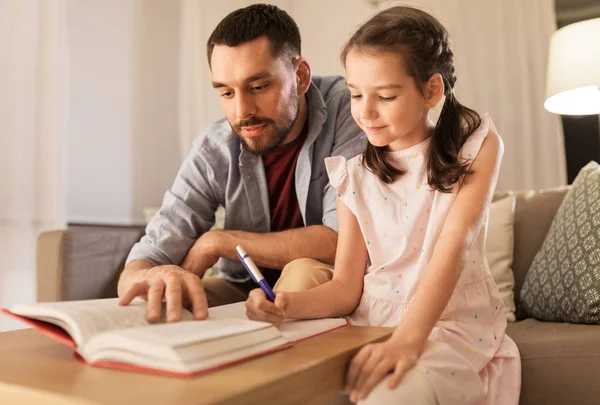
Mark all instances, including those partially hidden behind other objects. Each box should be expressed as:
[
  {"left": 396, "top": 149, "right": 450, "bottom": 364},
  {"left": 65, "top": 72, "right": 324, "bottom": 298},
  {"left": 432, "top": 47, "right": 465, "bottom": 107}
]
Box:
[{"left": 126, "top": 76, "right": 366, "bottom": 281}]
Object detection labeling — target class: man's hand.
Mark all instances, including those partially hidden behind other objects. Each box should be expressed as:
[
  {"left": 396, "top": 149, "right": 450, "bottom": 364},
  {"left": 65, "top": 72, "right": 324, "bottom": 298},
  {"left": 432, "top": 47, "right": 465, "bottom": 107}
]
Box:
[
  {"left": 244, "top": 289, "right": 290, "bottom": 325},
  {"left": 118, "top": 265, "right": 208, "bottom": 322},
  {"left": 180, "top": 231, "right": 222, "bottom": 275}
]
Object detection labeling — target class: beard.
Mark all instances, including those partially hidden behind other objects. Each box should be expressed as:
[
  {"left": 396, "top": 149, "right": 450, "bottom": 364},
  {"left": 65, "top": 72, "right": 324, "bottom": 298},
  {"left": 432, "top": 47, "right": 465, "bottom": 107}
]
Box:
[{"left": 232, "top": 91, "right": 299, "bottom": 156}]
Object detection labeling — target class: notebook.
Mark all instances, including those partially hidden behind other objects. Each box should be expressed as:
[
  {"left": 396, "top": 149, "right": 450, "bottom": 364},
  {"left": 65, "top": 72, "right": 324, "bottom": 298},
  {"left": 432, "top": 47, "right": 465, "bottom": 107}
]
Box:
[{"left": 1, "top": 298, "right": 347, "bottom": 377}]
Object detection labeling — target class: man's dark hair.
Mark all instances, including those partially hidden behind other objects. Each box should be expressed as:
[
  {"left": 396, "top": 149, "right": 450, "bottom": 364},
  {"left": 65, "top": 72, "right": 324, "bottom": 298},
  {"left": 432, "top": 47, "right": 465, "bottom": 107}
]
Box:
[{"left": 206, "top": 4, "right": 301, "bottom": 67}]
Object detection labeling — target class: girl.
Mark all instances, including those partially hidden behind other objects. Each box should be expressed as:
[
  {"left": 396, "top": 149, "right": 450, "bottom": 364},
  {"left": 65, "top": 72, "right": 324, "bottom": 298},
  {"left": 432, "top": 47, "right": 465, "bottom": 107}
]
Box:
[{"left": 245, "top": 6, "right": 521, "bottom": 404}]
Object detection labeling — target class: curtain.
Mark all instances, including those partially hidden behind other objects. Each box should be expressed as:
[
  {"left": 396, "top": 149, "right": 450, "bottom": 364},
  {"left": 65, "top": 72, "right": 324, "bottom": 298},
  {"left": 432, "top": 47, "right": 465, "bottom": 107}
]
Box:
[{"left": 0, "top": 0, "right": 68, "bottom": 331}]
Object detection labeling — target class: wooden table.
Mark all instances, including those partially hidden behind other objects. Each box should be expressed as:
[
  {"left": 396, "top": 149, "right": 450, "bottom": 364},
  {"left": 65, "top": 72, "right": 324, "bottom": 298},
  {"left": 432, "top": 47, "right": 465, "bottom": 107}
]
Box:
[{"left": 0, "top": 326, "right": 393, "bottom": 405}]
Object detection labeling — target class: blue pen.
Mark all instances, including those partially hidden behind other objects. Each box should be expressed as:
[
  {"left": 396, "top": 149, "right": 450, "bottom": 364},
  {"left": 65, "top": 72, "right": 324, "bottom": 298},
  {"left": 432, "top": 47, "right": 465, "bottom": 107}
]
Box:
[{"left": 236, "top": 245, "right": 277, "bottom": 302}]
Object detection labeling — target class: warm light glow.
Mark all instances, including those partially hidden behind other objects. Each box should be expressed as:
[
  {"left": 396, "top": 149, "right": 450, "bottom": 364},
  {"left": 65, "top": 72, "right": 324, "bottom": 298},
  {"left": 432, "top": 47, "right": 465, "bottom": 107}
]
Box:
[
  {"left": 544, "top": 86, "right": 600, "bottom": 115},
  {"left": 544, "top": 18, "right": 600, "bottom": 115}
]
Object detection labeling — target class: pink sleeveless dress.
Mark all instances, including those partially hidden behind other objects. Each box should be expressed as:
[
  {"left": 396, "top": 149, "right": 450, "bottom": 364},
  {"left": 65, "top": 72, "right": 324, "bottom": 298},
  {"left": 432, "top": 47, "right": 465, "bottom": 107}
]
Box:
[{"left": 325, "top": 114, "right": 521, "bottom": 404}]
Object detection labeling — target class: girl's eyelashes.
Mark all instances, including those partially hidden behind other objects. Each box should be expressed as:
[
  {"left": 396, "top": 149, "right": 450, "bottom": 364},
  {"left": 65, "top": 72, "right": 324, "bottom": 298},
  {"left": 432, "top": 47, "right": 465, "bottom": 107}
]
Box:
[{"left": 349, "top": 92, "right": 397, "bottom": 101}]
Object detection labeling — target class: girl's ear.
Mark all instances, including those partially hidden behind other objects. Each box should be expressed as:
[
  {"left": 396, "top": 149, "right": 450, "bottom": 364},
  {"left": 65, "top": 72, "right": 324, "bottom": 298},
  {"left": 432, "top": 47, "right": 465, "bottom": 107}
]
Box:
[
  {"left": 425, "top": 73, "right": 444, "bottom": 108},
  {"left": 294, "top": 57, "right": 312, "bottom": 96}
]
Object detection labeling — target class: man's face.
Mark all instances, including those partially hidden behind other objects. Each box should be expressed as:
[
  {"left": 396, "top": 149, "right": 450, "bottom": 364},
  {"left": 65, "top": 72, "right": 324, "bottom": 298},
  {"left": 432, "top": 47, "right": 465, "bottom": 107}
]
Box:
[{"left": 210, "top": 36, "right": 300, "bottom": 155}]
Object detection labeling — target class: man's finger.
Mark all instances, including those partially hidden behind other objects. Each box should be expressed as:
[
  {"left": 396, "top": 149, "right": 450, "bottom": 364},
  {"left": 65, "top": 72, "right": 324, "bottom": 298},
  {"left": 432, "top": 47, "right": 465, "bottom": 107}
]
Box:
[
  {"left": 118, "top": 282, "right": 147, "bottom": 306},
  {"left": 184, "top": 275, "right": 208, "bottom": 320},
  {"left": 146, "top": 281, "right": 166, "bottom": 322},
  {"left": 164, "top": 273, "right": 183, "bottom": 322}
]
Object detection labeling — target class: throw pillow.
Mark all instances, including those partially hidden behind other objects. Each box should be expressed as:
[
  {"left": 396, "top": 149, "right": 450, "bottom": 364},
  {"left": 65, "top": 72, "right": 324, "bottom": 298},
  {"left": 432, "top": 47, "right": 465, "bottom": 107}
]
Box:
[
  {"left": 520, "top": 161, "right": 600, "bottom": 323},
  {"left": 486, "top": 195, "right": 517, "bottom": 321}
]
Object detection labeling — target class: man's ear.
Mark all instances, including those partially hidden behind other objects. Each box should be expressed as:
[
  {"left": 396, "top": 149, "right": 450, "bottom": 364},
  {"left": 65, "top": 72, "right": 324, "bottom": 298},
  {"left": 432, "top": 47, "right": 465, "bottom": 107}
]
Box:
[
  {"left": 425, "top": 73, "right": 444, "bottom": 108},
  {"left": 294, "top": 57, "right": 311, "bottom": 95}
]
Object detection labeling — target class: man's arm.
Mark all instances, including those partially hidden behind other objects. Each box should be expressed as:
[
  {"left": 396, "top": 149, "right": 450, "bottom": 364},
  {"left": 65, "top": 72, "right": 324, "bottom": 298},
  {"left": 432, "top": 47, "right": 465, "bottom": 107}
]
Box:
[
  {"left": 182, "top": 225, "right": 337, "bottom": 272},
  {"left": 118, "top": 259, "right": 154, "bottom": 298},
  {"left": 118, "top": 135, "right": 221, "bottom": 322}
]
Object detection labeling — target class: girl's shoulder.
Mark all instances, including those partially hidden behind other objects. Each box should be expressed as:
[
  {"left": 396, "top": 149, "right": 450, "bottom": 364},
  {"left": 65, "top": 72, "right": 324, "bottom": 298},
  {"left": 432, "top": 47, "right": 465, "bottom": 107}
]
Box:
[
  {"left": 325, "top": 154, "right": 359, "bottom": 191},
  {"left": 470, "top": 113, "right": 500, "bottom": 140},
  {"left": 324, "top": 154, "right": 363, "bottom": 180},
  {"left": 459, "top": 113, "right": 501, "bottom": 159}
]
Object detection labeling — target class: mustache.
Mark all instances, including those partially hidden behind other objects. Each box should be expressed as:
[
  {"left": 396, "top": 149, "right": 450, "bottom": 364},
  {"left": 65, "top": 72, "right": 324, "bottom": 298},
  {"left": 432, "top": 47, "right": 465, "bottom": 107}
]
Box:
[{"left": 236, "top": 117, "right": 273, "bottom": 130}]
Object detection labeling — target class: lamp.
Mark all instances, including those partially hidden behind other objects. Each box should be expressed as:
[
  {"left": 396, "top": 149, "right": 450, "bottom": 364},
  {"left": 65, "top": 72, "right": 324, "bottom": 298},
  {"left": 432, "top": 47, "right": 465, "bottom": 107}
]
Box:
[{"left": 544, "top": 17, "right": 600, "bottom": 115}]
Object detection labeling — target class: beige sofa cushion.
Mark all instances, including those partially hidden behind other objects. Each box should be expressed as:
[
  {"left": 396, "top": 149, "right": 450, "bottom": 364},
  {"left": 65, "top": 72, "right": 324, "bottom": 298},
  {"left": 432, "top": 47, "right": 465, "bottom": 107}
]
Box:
[
  {"left": 36, "top": 227, "right": 145, "bottom": 302},
  {"left": 486, "top": 195, "right": 517, "bottom": 321},
  {"left": 506, "top": 318, "right": 600, "bottom": 405}
]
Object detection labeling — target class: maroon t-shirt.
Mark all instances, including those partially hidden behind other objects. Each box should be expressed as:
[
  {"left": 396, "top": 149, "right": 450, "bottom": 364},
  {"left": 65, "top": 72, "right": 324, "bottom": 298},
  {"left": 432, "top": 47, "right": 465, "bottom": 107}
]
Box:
[
  {"left": 261, "top": 125, "right": 308, "bottom": 284},
  {"left": 263, "top": 125, "right": 308, "bottom": 232}
]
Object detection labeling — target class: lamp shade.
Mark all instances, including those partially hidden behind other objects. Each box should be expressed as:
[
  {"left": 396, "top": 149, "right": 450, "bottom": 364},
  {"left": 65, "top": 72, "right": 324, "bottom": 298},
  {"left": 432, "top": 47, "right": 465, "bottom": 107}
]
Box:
[{"left": 544, "top": 17, "right": 600, "bottom": 115}]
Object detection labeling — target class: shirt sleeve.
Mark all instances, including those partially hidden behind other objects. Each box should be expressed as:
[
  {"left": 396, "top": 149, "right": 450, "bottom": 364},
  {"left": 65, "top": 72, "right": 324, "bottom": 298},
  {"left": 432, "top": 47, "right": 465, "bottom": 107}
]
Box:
[
  {"left": 321, "top": 88, "right": 366, "bottom": 232},
  {"left": 459, "top": 113, "right": 492, "bottom": 170},
  {"left": 325, "top": 156, "right": 356, "bottom": 216},
  {"left": 126, "top": 139, "right": 221, "bottom": 266}
]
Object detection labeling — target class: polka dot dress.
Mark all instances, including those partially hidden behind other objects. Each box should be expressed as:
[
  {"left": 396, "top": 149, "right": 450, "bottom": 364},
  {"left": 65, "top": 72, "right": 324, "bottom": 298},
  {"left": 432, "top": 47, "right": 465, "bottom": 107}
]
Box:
[{"left": 325, "top": 115, "right": 520, "bottom": 404}]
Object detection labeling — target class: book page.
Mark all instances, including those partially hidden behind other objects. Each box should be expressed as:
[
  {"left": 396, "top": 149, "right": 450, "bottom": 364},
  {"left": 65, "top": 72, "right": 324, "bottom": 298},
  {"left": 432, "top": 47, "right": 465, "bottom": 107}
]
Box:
[
  {"left": 10, "top": 298, "right": 193, "bottom": 346},
  {"left": 209, "top": 302, "right": 348, "bottom": 342},
  {"left": 81, "top": 318, "right": 285, "bottom": 373},
  {"left": 100, "top": 318, "right": 274, "bottom": 348}
]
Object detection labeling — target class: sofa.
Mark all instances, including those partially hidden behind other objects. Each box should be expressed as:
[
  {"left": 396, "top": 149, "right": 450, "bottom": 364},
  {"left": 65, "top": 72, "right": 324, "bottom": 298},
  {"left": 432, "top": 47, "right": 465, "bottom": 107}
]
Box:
[{"left": 36, "top": 187, "right": 600, "bottom": 405}]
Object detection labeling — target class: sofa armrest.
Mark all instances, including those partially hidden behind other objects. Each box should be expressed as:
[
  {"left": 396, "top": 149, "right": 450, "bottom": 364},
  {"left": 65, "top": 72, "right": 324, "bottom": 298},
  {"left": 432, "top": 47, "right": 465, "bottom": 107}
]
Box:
[{"left": 36, "top": 226, "right": 145, "bottom": 302}]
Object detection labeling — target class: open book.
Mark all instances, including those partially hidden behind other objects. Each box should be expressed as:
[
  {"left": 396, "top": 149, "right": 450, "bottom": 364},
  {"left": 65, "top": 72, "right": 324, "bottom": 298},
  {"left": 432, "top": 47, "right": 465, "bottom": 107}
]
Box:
[{"left": 1, "top": 298, "right": 347, "bottom": 377}]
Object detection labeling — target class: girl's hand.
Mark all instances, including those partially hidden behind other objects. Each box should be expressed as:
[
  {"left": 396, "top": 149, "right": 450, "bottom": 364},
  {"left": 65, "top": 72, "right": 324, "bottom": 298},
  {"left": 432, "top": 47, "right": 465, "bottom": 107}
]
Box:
[
  {"left": 244, "top": 289, "right": 290, "bottom": 325},
  {"left": 346, "top": 336, "right": 424, "bottom": 402}
]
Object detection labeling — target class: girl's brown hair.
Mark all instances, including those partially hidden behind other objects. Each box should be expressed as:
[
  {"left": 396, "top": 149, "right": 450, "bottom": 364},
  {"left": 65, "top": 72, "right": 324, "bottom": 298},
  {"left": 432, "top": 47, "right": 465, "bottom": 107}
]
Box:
[{"left": 341, "top": 6, "right": 481, "bottom": 192}]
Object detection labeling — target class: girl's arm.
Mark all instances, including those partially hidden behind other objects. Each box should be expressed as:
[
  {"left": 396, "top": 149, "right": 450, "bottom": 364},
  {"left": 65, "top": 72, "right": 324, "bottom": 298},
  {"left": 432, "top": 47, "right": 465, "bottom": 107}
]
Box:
[
  {"left": 391, "top": 131, "right": 504, "bottom": 345},
  {"left": 244, "top": 197, "right": 368, "bottom": 322},
  {"left": 282, "top": 197, "right": 368, "bottom": 319}
]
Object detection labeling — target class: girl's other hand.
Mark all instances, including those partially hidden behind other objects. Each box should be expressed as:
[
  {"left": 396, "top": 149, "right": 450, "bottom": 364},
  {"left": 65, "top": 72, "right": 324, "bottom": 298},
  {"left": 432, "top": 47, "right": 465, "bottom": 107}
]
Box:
[{"left": 345, "top": 336, "right": 424, "bottom": 402}]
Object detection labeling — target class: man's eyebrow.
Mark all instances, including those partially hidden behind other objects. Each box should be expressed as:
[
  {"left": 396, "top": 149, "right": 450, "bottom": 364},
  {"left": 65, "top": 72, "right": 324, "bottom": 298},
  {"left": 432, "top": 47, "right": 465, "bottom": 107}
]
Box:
[
  {"left": 244, "top": 71, "right": 272, "bottom": 84},
  {"left": 212, "top": 71, "right": 272, "bottom": 89}
]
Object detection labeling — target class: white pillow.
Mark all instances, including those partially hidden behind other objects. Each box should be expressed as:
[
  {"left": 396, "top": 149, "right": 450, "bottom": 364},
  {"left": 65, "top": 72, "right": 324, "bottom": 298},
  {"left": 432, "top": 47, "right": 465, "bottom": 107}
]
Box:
[{"left": 486, "top": 195, "right": 517, "bottom": 321}]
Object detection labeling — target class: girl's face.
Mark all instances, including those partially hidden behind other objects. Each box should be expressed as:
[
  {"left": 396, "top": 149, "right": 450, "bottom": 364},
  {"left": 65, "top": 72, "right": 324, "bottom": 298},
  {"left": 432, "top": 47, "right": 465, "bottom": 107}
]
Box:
[{"left": 345, "top": 48, "right": 440, "bottom": 152}]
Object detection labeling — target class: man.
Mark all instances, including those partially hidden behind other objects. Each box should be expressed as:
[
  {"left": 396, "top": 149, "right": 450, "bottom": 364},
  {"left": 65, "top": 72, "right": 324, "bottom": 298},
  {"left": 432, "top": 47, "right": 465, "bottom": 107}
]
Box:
[{"left": 118, "top": 4, "right": 365, "bottom": 322}]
